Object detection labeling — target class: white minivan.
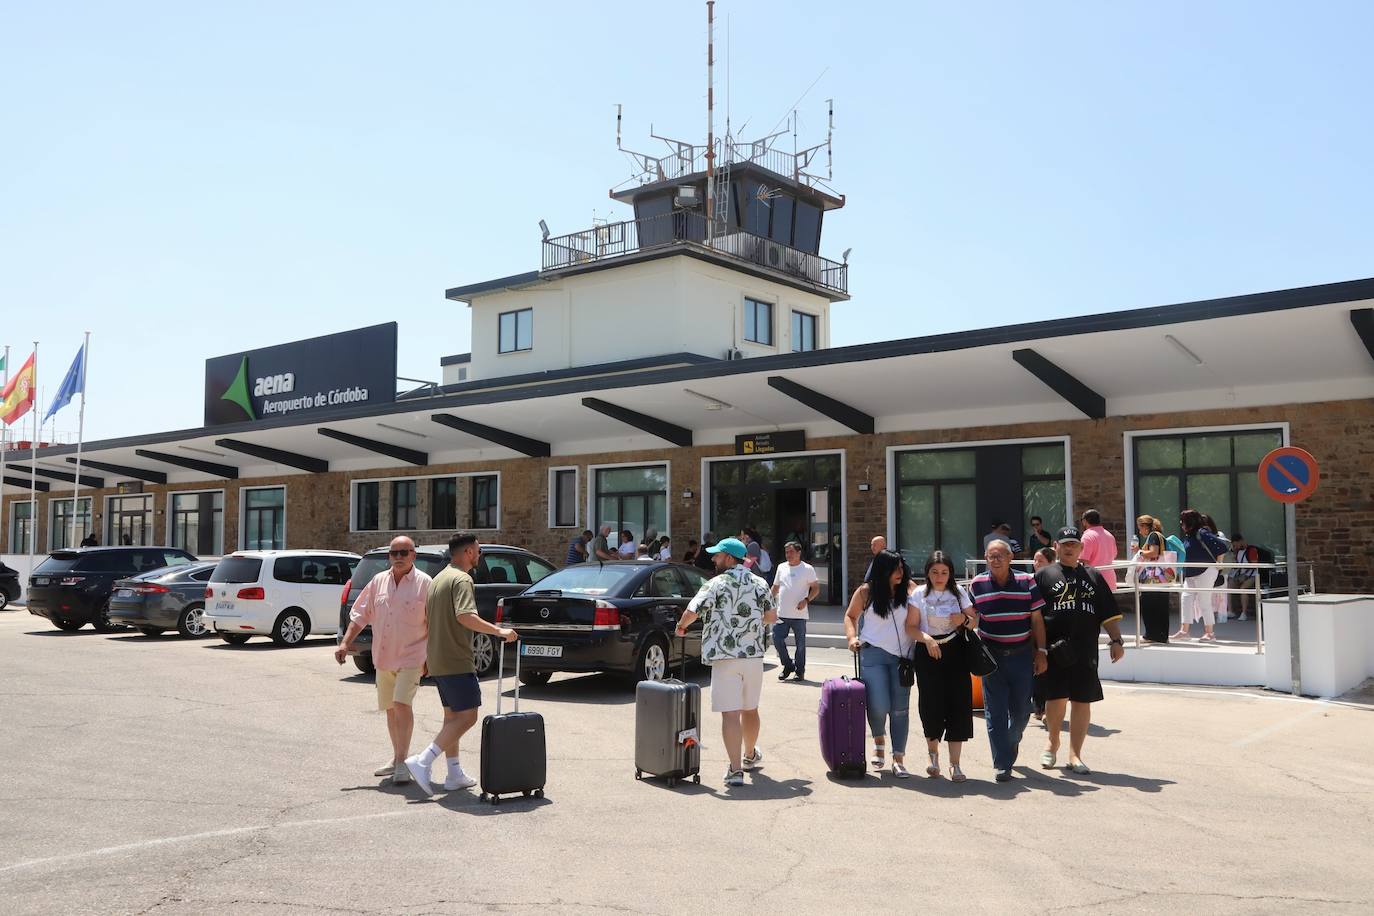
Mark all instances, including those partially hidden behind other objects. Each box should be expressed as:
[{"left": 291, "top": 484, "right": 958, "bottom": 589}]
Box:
[{"left": 205, "top": 550, "right": 361, "bottom": 646}]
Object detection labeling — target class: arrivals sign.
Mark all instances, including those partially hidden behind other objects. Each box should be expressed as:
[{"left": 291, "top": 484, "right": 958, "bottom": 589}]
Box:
[
  {"left": 203, "top": 323, "right": 397, "bottom": 427},
  {"left": 735, "top": 430, "right": 806, "bottom": 456}
]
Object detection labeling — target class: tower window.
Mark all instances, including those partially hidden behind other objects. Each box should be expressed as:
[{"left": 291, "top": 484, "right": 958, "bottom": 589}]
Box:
[
  {"left": 744, "top": 298, "right": 773, "bottom": 346},
  {"left": 498, "top": 308, "right": 533, "bottom": 354}
]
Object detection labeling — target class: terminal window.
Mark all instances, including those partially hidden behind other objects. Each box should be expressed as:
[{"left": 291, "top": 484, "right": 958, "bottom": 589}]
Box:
[
  {"left": 552, "top": 469, "right": 577, "bottom": 528},
  {"left": 391, "top": 480, "right": 417, "bottom": 530},
  {"left": 744, "top": 298, "right": 773, "bottom": 346},
  {"left": 498, "top": 308, "right": 533, "bottom": 354},
  {"left": 354, "top": 482, "right": 380, "bottom": 531},
  {"left": 171, "top": 492, "right": 223, "bottom": 555},
  {"left": 49, "top": 497, "right": 93, "bottom": 551},
  {"left": 471, "top": 475, "right": 498, "bottom": 529},
  {"left": 243, "top": 487, "right": 285, "bottom": 550},
  {"left": 430, "top": 477, "right": 457, "bottom": 530},
  {"left": 9, "top": 501, "right": 33, "bottom": 554}
]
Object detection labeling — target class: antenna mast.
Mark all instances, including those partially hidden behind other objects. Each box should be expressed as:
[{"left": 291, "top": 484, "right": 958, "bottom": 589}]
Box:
[{"left": 705, "top": 1, "right": 716, "bottom": 243}]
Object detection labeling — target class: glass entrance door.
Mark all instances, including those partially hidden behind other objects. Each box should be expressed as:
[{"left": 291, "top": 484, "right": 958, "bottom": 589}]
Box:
[
  {"left": 807, "top": 487, "right": 842, "bottom": 605},
  {"left": 107, "top": 495, "right": 153, "bottom": 546}
]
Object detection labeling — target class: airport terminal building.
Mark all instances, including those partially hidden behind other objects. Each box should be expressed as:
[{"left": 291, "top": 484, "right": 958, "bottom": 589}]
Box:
[{"left": 3, "top": 138, "right": 1373, "bottom": 598}]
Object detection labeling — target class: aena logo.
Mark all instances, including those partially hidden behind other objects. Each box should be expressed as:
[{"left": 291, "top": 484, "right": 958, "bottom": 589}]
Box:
[{"left": 253, "top": 373, "right": 294, "bottom": 396}]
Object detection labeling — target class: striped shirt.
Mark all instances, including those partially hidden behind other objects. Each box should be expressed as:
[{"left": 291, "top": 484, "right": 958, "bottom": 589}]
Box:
[{"left": 969, "top": 571, "right": 1045, "bottom": 646}]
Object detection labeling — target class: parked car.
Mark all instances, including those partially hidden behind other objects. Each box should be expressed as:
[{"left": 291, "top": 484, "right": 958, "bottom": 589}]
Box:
[
  {"left": 338, "top": 542, "right": 556, "bottom": 676},
  {"left": 495, "top": 560, "right": 707, "bottom": 686},
  {"left": 204, "top": 550, "right": 360, "bottom": 646},
  {"left": 0, "top": 560, "right": 20, "bottom": 610},
  {"left": 108, "top": 561, "right": 219, "bottom": 637},
  {"left": 26, "top": 547, "right": 199, "bottom": 631}
]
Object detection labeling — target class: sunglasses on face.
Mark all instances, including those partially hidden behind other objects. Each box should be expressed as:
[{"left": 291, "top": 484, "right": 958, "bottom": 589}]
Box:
[{"left": 389, "top": 549, "right": 413, "bottom": 557}]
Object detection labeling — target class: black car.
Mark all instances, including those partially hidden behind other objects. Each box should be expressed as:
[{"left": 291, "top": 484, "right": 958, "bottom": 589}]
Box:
[
  {"left": 108, "top": 561, "right": 219, "bottom": 637},
  {"left": 27, "top": 547, "right": 200, "bottom": 631},
  {"left": 338, "top": 543, "right": 556, "bottom": 676},
  {"left": 0, "top": 560, "right": 20, "bottom": 610},
  {"left": 495, "top": 560, "right": 707, "bottom": 686}
]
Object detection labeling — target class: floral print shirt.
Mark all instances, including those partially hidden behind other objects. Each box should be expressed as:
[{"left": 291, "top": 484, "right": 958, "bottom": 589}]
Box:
[{"left": 687, "top": 566, "right": 775, "bottom": 663}]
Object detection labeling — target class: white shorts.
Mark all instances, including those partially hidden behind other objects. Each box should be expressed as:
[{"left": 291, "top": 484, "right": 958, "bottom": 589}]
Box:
[{"left": 709, "top": 657, "right": 765, "bottom": 712}]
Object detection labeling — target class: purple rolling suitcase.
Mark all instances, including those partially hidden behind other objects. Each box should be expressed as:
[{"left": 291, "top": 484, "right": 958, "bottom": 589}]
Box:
[{"left": 819, "top": 652, "right": 867, "bottom": 778}]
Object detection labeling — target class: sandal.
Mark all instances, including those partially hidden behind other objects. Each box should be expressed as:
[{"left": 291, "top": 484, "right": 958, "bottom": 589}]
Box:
[
  {"left": 925, "top": 753, "right": 941, "bottom": 778},
  {"left": 950, "top": 764, "right": 967, "bottom": 783},
  {"left": 892, "top": 761, "right": 910, "bottom": 779},
  {"left": 871, "top": 748, "right": 886, "bottom": 770},
  {"left": 1199, "top": 632, "right": 1217, "bottom": 642},
  {"left": 1067, "top": 760, "right": 1091, "bottom": 775},
  {"left": 1040, "top": 750, "right": 1057, "bottom": 769}
]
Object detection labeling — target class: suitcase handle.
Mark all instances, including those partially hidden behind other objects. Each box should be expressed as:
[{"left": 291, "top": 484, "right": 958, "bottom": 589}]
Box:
[
  {"left": 679, "top": 631, "right": 688, "bottom": 680},
  {"left": 497, "top": 637, "right": 521, "bottom": 716},
  {"left": 852, "top": 646, "right": 861, "bottom": 681}
]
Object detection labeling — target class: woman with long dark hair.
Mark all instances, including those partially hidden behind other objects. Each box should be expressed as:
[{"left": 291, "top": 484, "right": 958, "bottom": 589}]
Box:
[
  {"left": 1173, "top": 509, "right": 1230, "bottom": 641},
  {"left": 905, "top": 551, "right": 977, "bottom": 782},
  {"left": 843, "top": 549, "right": 914, "bottom": 778}
]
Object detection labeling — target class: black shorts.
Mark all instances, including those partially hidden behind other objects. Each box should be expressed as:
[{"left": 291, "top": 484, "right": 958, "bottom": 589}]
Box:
[
  {"left": 434, "top": 673, "right": 482, "bottom": 712},
  {"left": 1043, "top": 655, "right": 1103, "bottom": 704}
]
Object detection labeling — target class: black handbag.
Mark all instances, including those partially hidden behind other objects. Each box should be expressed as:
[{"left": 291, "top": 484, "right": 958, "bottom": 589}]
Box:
[
  {"left": 963, "top": 628, "right": 998, "bottom": 678},
  {"left": 893, "top": 614, "right": 916, "bottom": 687}
]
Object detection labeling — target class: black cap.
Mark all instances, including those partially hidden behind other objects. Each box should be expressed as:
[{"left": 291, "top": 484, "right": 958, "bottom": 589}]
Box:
[{"left": 1055, "top": 526, "right": 1082, "bottom": 543}]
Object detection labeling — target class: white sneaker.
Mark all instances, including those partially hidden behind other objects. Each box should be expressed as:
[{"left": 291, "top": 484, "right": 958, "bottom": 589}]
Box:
[
  {"left": 742, "top": 748, "right": 763, "bottom": 770},
  {"left": 404, "top": 755, "right": 434, "bottom": 795},
  {"left": 443, "top": 767, "right": 477, "bottom": 791}
]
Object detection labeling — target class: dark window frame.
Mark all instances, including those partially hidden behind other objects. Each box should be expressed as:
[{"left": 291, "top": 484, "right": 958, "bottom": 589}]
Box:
[
  {"left": 391, "top": 479, "right": 418, "bottom": 530},
  {"left": 242, "top": 487, "right": 286, "bottom": 551},
  {"left": 354, "top": 481, "right": 380, "bottom": 532},
  {"left": 470, "top": 475, "right": 498, "bottom": 529},
  {"left": 790, "top": 310, "right": 818, "bottom": 352},
  {"left": 744, "top": 297, "right": 774, "bottom": 346},
  {"left": 498, "top": 308, "right": 533, "bottom": 354},
  {"left": 170, "top": 491, "right": 223, "bottom": 555},
  {"left": 551, "top": 468, "right": 578, "bottom": 528},
  {"left": 430, "top": 477, "right": 457, "bottom": 530}
]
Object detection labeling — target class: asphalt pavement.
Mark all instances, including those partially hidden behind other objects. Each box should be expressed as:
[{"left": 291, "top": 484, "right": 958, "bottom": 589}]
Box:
[{"left": 2, "top": 608, "right": 1373, "bottom": 915}]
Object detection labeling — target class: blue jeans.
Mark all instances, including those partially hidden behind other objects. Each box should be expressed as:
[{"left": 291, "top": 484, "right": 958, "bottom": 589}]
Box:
[
  {"left": 981, "top": 648, "right": 1033, "bottom": 772},
  {"left": 860, "top": 644, "right": 911, "bottom": 755},
  {"left": 772, "top": 618, "right": 807, "bottom": 673}
]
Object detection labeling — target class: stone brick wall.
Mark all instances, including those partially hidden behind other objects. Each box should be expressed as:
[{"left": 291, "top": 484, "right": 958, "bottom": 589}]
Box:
[{"left": 4, "top": 398, "right": 1370, "bottom": 594}]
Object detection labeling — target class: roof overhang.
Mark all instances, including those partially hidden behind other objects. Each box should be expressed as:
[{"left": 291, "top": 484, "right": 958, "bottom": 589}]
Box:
[{"left": 5, "top": 278, "right": 1372, "bottom": 495}]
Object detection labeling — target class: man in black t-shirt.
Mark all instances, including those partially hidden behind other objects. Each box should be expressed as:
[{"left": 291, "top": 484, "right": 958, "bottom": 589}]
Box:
[{"left": 1033, "top": 526, "right": 1125, "bottom": 775}]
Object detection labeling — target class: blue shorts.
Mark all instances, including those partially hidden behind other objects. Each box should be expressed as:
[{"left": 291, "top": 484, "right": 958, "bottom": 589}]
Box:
[{"left": 434, "top": 673, "right": 482, "bottom": 712}]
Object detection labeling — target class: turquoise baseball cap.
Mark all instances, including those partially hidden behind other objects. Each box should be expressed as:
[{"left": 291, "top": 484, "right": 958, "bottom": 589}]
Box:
[{"left": 706, "top": 537, "right": 747, "bottom": 559}]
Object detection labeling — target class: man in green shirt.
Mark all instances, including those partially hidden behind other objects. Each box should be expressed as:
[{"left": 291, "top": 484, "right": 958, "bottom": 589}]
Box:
[{"left": 404, "top": 533, "right": 518, "bottom": 796}]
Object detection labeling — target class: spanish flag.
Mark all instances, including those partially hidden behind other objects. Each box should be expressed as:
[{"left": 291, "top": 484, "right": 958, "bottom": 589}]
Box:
[{"left": 1, "top": 352, "right": 36, "bottom": 426}]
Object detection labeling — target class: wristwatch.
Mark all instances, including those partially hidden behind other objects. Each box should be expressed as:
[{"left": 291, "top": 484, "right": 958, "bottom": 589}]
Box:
[
  {"left": 1036, "top": 647, "right": 1048, "bottom": 655},
  {"left": 1109, "top": 639, "right": 1123, "bottom": 646}
]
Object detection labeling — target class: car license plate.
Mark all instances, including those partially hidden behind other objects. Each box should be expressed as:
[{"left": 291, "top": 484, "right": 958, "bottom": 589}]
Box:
[
  {"left": 521, "top": 644, "right": 562, "bottom": 658},
  {"left": 117, "top": 588, "right": 134, "bottom": 598},
  {"left": 33, "top": 577, "right": 48, "bottom": 587},
  {"left": 214, "top": 600, "right": 236, "bottom": 611}
]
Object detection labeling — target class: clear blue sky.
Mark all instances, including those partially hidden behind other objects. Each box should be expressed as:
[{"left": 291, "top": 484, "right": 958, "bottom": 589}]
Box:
[{"left": 3, "top": 1, "right": 1371, "bottom": 443}]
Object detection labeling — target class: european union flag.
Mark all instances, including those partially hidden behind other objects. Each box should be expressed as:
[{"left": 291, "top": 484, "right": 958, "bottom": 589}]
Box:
[{"left": 43, "top": 345, "right": 86, "bottom": 422}]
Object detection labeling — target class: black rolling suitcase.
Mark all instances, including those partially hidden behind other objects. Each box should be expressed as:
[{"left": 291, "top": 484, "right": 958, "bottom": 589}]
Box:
[
  {"left": 634, "top": 635, "right": 701, "bottom": 787},
  {"left": 479, "top": 640, "right": 547, "bottom": 805}
]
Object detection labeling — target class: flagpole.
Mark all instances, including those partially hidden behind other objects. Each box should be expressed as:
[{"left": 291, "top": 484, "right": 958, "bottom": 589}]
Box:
[
  {"left": 70, "top": 332, "right": 90, "bottom": 549},
  {"left": 29, "top": 342, "right": 38, "bottom": 573},
  {"left": 0, "top": 345, "right": 9, "bottom": 551}
]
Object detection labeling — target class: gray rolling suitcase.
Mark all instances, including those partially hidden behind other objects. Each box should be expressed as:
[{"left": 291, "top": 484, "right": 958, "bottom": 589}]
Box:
[{"left": 634, "top": 636, "right": 701, "bottom": 787}]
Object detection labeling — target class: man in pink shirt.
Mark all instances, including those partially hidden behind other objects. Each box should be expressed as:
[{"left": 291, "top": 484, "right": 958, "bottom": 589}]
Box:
[
  {"left": 335, "top": 535, "right": 433, "bottom": 784},
  {"left": 1078, "top": 509, "right": 1119, "bottom": 592}
]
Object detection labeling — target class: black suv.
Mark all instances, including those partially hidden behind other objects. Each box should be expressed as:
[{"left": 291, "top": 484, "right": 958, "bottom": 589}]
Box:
[
  {"left": 27, "top": 547, "right": 199, "bottom": 631},
  {"left": 337, "top": 543, "right": 556, "bottom": 676}
]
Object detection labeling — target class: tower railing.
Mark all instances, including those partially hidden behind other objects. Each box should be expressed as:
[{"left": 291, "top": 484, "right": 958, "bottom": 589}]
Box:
[{"left": 541, "top": 209, "right": 847, "bottom": 296}]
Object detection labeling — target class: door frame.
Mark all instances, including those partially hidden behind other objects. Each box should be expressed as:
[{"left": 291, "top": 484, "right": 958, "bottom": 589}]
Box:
[{"left": 699, "top": 448, "right": 847, "bottom": 605}]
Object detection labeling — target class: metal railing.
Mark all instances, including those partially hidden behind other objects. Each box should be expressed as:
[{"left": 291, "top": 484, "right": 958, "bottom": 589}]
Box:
[
  {"left": 960, "top": 557, "right": 1318, "bottom": 655},
  {"left": 541, "top": 209, "right": 848, "bottom": 296},
  {"left": 621, "top": 138, "right": 830, "bottom": 188}
]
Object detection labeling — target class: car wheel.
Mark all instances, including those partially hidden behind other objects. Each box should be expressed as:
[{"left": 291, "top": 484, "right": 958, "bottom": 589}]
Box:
[
  {"left": 472, "top": 632, "right": 496, "bottom": 677},
  {"left": 138, "top": 626, "right": 163, "bottom": 637},
  {"left": 272, "top": 609, "right": 310, "bottom": 647},
  {"left": 220, "top": 633, "right": 251, "bottom": 645},
  {"left": 177, "top": 604, "right": 208, "bottom": 638},
  {"left": 634, "top": 635, "right": 670, "bottom": 683},
  {"left": 0, "top": 591, "right": 7, "bottom": 611},
  {"left": 51, "top": 618, "right": 83, "bottom": 632},
  {"left": 92, "top": 603, "right": 124, "bottom": 633},
  {"left": 517, "top": 670, "right": 552, "bottom": 688},
  {"left": 353, "top": 654, "right": 375, "bottom": 675}
]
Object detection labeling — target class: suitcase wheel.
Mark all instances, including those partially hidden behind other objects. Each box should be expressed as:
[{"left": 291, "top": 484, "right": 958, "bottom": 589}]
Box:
[
  {"left": 635, "top": 769, "right": 643, "bottom": 781},
  {"left": 693, "top": 774, "right": 700, "bottom": 784},
  {"left": 490, "top": 795, "right": 500, "bottom": 806},
  {"left": 479, "top": 793, "right": 487, "bottom": 803},
  {"left": 534, "top": 789, "right": 544, "bottom": 799},
  {"left": 523, "top": 790, "right": 531, "bottom": 798},
  {"left": 668, "top": 777, "right": 677, "bottom": 788}
]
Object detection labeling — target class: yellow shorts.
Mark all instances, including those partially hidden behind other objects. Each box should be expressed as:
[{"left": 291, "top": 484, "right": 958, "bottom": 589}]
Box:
[{"left": 375, "top": 666, "right": 423, "bottom": 710}]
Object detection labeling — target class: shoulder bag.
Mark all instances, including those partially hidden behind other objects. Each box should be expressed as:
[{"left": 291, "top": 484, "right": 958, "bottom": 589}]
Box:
[
  {"left": 963, "top": 626, "right": 999, "bottom": 678},
  {"left": 893, "top": 609, "right": 916, "bottom": 687}
]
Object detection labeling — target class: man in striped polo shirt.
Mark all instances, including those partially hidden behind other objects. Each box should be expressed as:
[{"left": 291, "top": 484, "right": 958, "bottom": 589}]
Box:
[{"left": 968, "top": 539, "right": 1048, "bottom": 782}]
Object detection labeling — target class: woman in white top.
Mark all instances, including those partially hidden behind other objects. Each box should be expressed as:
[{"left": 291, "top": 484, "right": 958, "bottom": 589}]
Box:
[
  {"left": 843, "top": 549, "right": 914, "bottom": 778},
  {"left": 905, "top": 551, "right": 978, "bottom": 782}
]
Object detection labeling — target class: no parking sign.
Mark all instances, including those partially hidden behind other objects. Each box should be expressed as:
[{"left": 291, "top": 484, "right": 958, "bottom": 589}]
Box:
[{"left": 1257, "top": 447, "right": 1320, "bottom": 504}]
